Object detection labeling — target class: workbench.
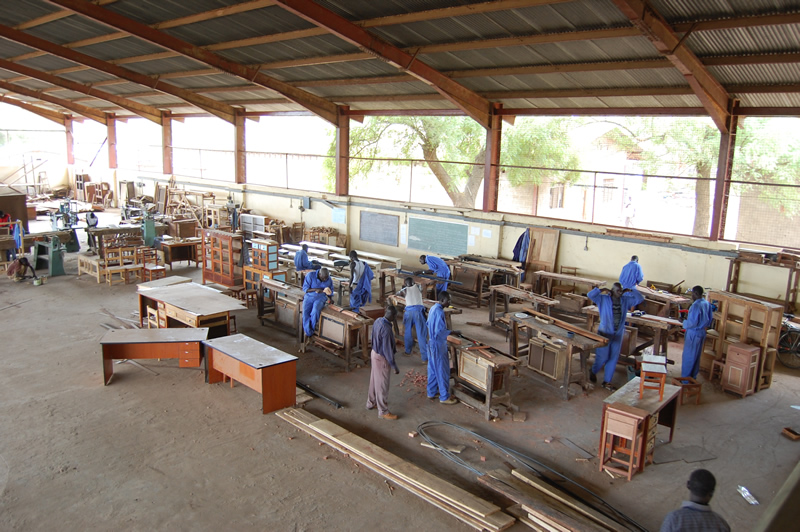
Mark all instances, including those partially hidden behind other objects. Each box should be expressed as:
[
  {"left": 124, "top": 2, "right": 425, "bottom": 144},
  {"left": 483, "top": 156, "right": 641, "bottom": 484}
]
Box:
[
  {"left": 378, "top": 268, "right": 437, "bottom": 303},
  {"left": 447, "top": 334, "right": 521, "bottom": 420},
  {"left": 100, "top": 328, "right": 209, "bottom": 385},
  {"left": 488, "top": 284, "right": 558, "bottom": 328},
  {"left": 300, "top": 304, "right": 373, "bottom": 371},
  {"left": 299, "top": 241, "right": 346, "bottom": 255},
  {"left": 507, "top": 310, "right": 606, "bottom": 400},
  {"left": 161, "top": 239, "right": 201, "bottom": 270},
  {"left": 330, "top": 253, "right": 382, "bottom": 278},
  {"left": 534, "top": 270, "right": 606, "bottom": 298},
  {"left": 600, "top": 377, "right": 681, "bottom": 473},
  {"left": 726, "top": 257, "right": 800, "bottom": 313},
  {"left": 354, "top": 250, "right": 402, "bottom": 269},
  {"left": 459, "top": 254, "right": 524, "bottom": 287},
  {"left": 583, "top": 306, "right": 683, "bottom": 357},
  {"left": 446, "top": 260, "right": 494, "bottom": 308},
  {"left": 137, "top": 275, "right": 192, "bottom": 291},
  {"left": 137, "top": 282, "right": 245, "bottom": 337},
  {"left": 204, "top": 334, "right": 297, "bottom": 414},
  {"left": 636, "top": 286, "right": 691, "bottom": 318},
  {"left": 387, "top": 293, "right": 462, "bottom": 330},
  {"left": 257, "top": 278, "right": 305, "bottom": 335}
]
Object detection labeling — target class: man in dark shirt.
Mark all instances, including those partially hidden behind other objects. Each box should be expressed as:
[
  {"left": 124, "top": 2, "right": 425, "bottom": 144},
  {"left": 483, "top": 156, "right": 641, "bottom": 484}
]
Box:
[
  {"left": 661, "top": 469, "right": 730, "bottom": 532},
  {"left": 366, "top": 305, "right": 400, "bottom": 420}
]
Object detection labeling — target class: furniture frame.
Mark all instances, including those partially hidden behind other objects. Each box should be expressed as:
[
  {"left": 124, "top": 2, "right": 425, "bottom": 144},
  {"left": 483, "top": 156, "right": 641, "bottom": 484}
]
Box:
[
  {"left": 201, "top": 229, "right": 243, "bottom": 287},
  {"left": 488, "top": 284, "right": 558, "bottom": 329}
]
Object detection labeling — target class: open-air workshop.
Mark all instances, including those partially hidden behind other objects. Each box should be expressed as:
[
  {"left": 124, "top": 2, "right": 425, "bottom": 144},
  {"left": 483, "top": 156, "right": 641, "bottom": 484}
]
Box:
[{"left": 2, "top": 1, "right": 800, "bottom": 531}]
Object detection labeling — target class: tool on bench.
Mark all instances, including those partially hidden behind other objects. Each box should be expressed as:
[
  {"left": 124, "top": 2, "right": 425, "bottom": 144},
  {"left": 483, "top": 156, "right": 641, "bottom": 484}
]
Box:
[{"left": 296, "top": 381, "right": 343, "bottom": 409}]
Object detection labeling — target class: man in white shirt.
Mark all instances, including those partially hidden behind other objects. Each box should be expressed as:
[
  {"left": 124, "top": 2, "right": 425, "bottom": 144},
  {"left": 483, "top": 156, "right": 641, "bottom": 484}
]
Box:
[{"left": 397, "top": 277, "right": 428, "bottom": 362}]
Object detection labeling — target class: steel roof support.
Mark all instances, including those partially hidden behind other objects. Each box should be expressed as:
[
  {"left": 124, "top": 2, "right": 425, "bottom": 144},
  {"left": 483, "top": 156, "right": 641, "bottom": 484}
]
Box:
[
  {"left": 0, "top": 79, "right": 106, "bottom": 124},
  {"left": 272, "top": 0, "right": 493, "bottom": 128},
  {"left": 611, "top": 0, "right": 731, "bottom": 133},
  {"left": 0, "top": 57, "right": 163, "bottom": 124},
  {"left": 483, "top": 103, "right": 503, "bottom": 213},
  {"left": 335, "top": 106, "right": 349, "bottom": 197},
  {"left": 0, "top": 94, "right": 67, "bottom": 125},
  {"left": 46, "top": 0, "right": 340, "bottom": 125}
]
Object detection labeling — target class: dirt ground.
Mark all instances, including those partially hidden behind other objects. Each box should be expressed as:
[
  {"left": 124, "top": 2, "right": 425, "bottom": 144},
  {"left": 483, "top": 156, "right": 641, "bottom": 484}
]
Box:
[{"left": 1, "top": 217, "right": 799, "bottom": 531}]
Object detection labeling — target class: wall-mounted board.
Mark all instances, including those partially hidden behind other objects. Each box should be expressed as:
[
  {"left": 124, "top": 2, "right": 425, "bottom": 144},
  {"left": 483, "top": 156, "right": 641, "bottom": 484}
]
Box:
[
  {"left": 408, "top": 217, "right": 468, "bottom": 257},
  {"left": 360, "top": 211, "right": 399, "bottom": 247}
]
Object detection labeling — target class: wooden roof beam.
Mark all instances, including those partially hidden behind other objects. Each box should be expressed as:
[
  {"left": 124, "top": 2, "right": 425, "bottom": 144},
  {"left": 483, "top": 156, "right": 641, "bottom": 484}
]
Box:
[
  {"left": 46, "top": 0, "right": 340, "bottom": 125},
  {"left": 0, "top": 95, "right": 68, "bottom": 125},
  {"left": 0, "top": 58, "right": 163, "bottom": 124},
  {"left": 0, "top": 80, "right": 106, "bottom": 124},
  {"left": 0, "top": 24, "right": 236, "bottom": 123},
  {"left": 272, "top": 0, "right": 493, "bottom": 127},
  {"left": 611, "top": 0, "right": 731, "bottom": 132}
]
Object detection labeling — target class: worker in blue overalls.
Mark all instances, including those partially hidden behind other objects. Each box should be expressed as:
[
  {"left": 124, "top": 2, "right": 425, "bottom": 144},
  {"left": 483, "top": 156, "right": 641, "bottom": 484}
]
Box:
[
  {"left": 681, "top": 286, "right": 714, "bottom": 379},
  {"left": 349, "top": 250, "right": 373, "bottom": 313},
  {"left": 426, "top": 290, "right": 458, "bottom": 405},
  {"left": 619, "top": 255, "right": 643, "bottom": 289},
  {"left": 588, "top": 282, "right": 644, "bottom": 391},
  {"left": 397, "top": 277, "right": 428, "bottom": 362},
  {"left": 417, "top": 254, "right": 451, "bottom": 299},
  {"left": 294, "top": 244, "right": 320, "bottom": 271},
  {"left": 302, "top": 267, "right": 333, "bottom": 338}
]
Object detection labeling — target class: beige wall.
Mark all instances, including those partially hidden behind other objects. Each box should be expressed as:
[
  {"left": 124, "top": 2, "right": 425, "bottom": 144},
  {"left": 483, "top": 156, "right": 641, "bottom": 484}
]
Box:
[{"left": 116, "top": 168, "right": 791, "bottom": 301}]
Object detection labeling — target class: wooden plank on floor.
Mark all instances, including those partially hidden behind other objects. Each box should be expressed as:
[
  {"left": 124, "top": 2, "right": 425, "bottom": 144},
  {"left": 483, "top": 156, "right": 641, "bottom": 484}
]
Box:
[
  {"left": 479, "top": 470, "right": 605, "bottom": 532},
  {"left": 506, "top": 503, "right": 555, "bottom": 531},
  {"left": 276, "top": 409, "right": 515, "bottom": 532},
  {"left": 511, "top": 469, "right": 630, "bottom": 532}
]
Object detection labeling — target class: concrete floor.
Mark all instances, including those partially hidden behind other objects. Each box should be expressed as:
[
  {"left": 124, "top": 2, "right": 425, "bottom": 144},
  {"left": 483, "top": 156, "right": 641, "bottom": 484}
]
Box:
[{"left": 1, "top": 215, "right": 799, "bottom": 531}]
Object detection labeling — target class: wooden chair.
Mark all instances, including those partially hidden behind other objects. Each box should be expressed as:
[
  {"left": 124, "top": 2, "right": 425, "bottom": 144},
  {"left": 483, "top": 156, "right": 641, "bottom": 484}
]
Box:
[
  {"left": 105, "top": 247, "right": 128, "bottom": 286},
  {"left": 671, "top": 377, "right": 702, "bottom": 405},
  {"left": 639, "top": 363, "right": 667, "bottom": 400},
  {"left": 551, "top": 266, "right": 578, "bottom": 298},
  {"left": 599, "top": 403, "right": 647, "bottom": 481},
  {"left": 136, "top": 247, "right": 166, "bottom": 282}
]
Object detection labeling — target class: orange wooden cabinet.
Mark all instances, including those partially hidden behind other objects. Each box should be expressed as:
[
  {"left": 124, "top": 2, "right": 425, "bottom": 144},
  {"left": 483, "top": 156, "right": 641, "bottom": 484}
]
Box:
[
  {"left": 722, "top": 342, "right": 760, "bottom": 398},
  {"left": 204, "top": 334, "right": 298, "bottom": 414}
]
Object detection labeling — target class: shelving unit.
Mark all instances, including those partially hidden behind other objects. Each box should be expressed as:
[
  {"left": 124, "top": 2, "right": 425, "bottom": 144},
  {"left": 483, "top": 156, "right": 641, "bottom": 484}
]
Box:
[
  {"left": 244, "top": 266, "right": 287, "bottom": 291},
  {"left": 201, "top": 229, "right": 243, "bottom": 287},
  {"left": 704, "top": 291, "right": 782, "bottom": 393},
  {"left": 726, "top": 257, "right": 799, "bottom": 313},
  {"left": 249, "top": 238, "right": 279, "bottom": 271}
]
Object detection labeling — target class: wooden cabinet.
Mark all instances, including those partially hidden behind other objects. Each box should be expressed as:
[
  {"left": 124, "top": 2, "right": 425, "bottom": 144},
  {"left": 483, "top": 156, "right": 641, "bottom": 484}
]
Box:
[
  {"left": 527, "top": 338, "right": 566, "bottom": 381},
  {"left": 722, "top": 342, "right": 760, "bottom": 397},
  {"left": 250, "top": 238, "right": 279, "bottom": 271},
  {"left": 201, "top": 229, "right": 243, "bottom": 287},
  {"left": 204, "top": 204, "right": 230, "bottom": 230},
  {"left": 706, "top": 291, "right": 781, "bottom": 393}
]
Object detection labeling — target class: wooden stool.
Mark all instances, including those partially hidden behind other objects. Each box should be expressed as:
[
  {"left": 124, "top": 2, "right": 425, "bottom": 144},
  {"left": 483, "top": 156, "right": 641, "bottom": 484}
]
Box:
[
  {"left": 671, "top": 377, "right": 702, "bottom": 405},
  {"left": 243, "top": 289, "right": 258, "bottom": 308},
  {"left": 639, "top": 363, "right": 667, "bottom": 400},
  {"left": 599, "top": 403, "right": 647, "bottom": 481},
  {"left": 710, "top": 359, "right": 725, "bottom": 382}
]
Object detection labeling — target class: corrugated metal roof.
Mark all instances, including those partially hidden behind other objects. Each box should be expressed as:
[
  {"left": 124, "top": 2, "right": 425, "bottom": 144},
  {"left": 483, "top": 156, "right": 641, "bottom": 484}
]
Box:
[
  {"left": 25, "top": 14, "right": 119, "bottom": 47},
  {"left": 215, "top": 35, "right": 360, "bottom": 66},
  {"left": 687, "top": 24, "right": 800, "bottom": 56},
  {"left": 711, "top": 62, "right": 800, "bottom": 85},
  {"left": 109, "top": 0, "right": 248, "bottom": 26},
  {"left": 650, "top": 0, "right": 797, "bottom": 22},
  {"left": 0, "top": 1, "right": 60, "bottom": 28}
]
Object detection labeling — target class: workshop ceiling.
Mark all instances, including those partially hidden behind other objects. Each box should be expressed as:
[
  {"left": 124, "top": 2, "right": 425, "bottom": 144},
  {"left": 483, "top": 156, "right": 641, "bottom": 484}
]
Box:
[{"left": 0, "top": 0, "right": 797, "bottom": 126}]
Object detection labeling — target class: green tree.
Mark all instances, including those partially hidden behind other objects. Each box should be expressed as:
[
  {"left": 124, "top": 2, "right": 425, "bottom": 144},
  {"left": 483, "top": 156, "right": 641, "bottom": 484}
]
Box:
[
  {"left": 601, "top": 117, "right": 720, "bottom": 237},
  {"left": 326, "top": 116, "right": 581, "bottom": 208}
]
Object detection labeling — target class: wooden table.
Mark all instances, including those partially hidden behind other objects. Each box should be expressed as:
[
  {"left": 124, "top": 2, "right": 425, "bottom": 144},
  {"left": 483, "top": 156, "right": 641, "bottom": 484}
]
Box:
[
  {"left": 637, "top": 286, "right": 691, "bottom": 318},
  {"left": 137, "top": 282, "right": 245, "bottom": 338},
  {"left": 534, "top": 270, "right": 606, "bottom": 297},
  {"left": 448, "top": 334, "right": 521, "bottom": 420},
  {"left": 489, "top": 284, "right": 559, "bottom": 328},
  {"left": 204, "top": 334, "right": 297, "bottom": 414},
  {"left": 459, "top": 254, "right": 524, "bottom": 287},
  {"left": 446, "top": 260, "right": 495, "bottom": 308},
  {"left": 282, "top": 243, "right": 329, "bottom": 258},
  {"left": 378, "top": 268, "right": 437, "bottom": 303},
  {"left": 330, "top": 253, "right": 382, "bottom": 278},
  {"left": 601, "top": 377, "right": 681, "bottom": 472},
  {"left": 508, "top": 311, "right": 606, "bottom": 400},
  {"left": 354, "top": 250, "right": 402, "bottom": 269},
  {"left": 387, "top": 293, "right": 462, "bottom": 330},
  {"left": 257, "top": 278, "right": 305, "bottom": 334},
  {"left": 137, "top": 275, "right": 192, "bottom": 290},
  {"left": 300, "top": 304, "right": 373, "bottom": 371},
  {"left": 583, "top": 306, "right": 683, "bottom": 356},
  {"left": 100, "top": 328, "right": 209, "bottom": 385},
  {"left": 161, "top": 239, "right": 201, "bottom": 270},
  {"left": 299, "top": 241, "right": 346, "bottom": 255}
]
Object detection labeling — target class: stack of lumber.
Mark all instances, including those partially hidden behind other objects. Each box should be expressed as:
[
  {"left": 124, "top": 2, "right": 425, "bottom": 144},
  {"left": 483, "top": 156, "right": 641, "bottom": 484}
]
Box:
[
  {"left": 276, "top": 408, "right": 515, "bottom": 532},
  {"left": 479, "top": 468, "right": 633, "bottom": 531}
]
